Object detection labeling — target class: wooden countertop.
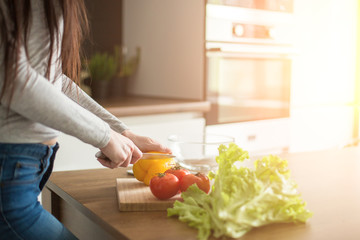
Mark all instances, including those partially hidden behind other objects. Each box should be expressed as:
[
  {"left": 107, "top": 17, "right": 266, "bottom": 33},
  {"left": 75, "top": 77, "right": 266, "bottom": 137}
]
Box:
[
  {"left": 97, "top": 96, "right": 211, "bottom": 117},
  {"left": 45, "top": 147, "right": 360, "bottom": 240}
]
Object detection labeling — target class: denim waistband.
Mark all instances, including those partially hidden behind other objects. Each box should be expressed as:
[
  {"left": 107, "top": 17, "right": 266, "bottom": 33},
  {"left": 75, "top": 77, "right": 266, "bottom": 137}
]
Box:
[{"left": 0, "top": 143, "right": 59, "bottom": 159}]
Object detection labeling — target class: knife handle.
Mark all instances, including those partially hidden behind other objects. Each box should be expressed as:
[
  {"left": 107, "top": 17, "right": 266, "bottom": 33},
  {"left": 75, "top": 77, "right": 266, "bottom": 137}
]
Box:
[{"left": 95, "top": 151, "right": 109, "bottom": 160}]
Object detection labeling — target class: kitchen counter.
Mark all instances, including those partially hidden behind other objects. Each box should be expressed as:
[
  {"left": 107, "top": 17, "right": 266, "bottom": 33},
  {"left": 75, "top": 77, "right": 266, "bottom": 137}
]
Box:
[
  {"left": 43, "top": 146, "right": 360, "bottom": 240},
  {"left": 97, "top": 96, "right": 211, "bottom": 117}
]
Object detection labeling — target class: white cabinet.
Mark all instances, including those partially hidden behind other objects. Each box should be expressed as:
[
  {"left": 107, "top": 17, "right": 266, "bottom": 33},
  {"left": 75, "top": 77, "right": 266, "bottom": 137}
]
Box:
[
  {"left": 54, "top": 112, "right": 205, "bottom": 171},
  {"left": 54, "top": 134, "right": 101, "bottom": 171},
  {"left": 120, "top": 112, "right": 205, "bottom": 146},
  {"left": 289, "top": 106, "right": 354, "bottom": 152},
  {"left": 206, "top": 118, "right": 291, "bottom": 157}
]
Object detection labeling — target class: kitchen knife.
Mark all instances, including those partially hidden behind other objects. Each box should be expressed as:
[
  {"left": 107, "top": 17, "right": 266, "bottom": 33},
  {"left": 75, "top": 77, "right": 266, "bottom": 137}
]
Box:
[{"left": 95, "top": 151, "right": 175, "bottom": 161}]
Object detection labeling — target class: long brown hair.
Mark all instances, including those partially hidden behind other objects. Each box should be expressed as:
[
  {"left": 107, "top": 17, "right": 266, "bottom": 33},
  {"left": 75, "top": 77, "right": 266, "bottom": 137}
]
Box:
[{"left": 0, "top": 0, "right": 89, "bottom": 104}]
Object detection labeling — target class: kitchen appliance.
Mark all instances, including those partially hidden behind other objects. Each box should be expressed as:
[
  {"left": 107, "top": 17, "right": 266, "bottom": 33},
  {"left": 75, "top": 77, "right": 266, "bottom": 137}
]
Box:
[
  {"left": 205, "top": 2, "right": 294, "bottom": 154},
  {"left": 207, "top": 0, "right": 293, "bottom": 13}
]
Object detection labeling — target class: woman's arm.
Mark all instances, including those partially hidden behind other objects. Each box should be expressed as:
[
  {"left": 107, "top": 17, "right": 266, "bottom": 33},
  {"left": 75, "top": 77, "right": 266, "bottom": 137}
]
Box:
[
  {"left": 62, "top": 75, "right": 172, "bottom": 155},
  {"left": 0, "top": 46, "right": 145, "bottom": 167},
  {"left": 61, "top": 75, "right": 128, "bottom": 133},
  {"left": 1, "top": 48, "right": 110, "bottom": 148}
]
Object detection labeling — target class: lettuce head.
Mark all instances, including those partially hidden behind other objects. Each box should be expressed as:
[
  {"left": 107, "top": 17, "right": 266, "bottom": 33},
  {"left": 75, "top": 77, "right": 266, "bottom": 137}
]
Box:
[{"left": 167, "top": 143, "right": 312, "bottom": 240}]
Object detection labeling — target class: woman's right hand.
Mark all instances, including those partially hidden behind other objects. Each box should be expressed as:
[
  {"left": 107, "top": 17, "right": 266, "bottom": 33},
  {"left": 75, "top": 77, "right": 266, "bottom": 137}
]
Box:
[{"left": 97, "top": 129, "right": 142, "bottom": 169}]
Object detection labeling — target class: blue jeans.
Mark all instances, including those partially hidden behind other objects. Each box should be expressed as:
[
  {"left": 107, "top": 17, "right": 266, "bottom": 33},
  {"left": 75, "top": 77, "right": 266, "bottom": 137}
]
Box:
[{"left": 0, "top": 143, "right": 77, "bottom": 240}]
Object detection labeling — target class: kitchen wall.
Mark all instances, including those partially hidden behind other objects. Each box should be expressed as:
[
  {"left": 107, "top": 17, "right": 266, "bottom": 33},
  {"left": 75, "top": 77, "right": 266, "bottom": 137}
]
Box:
[
  {"left": 123, "top": 0, "right": 205, "bottom": 100},
  {"left": 83, "top": 0, "right": 206, "bottom": 101},
  {"left": 289, "top": 0, "right": 358, "bottom": 152}
]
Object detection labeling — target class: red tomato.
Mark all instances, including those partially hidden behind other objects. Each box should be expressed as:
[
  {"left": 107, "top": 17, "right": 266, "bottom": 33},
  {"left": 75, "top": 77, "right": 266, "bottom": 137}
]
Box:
[
  {"left": 150, "top": 173, "right": 180, "bottom": 200},
  {"left": 165, "top": 166, "right": 190, "bottom": 182},
  {"left": 180, "top": 173, "right": 210, "bottom": 194}
]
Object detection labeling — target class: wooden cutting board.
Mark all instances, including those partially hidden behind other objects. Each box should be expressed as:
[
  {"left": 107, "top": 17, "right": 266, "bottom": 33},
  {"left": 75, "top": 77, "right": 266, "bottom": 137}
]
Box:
[{"left": 116, "top": 178, "right": 182, "bottom": 212}]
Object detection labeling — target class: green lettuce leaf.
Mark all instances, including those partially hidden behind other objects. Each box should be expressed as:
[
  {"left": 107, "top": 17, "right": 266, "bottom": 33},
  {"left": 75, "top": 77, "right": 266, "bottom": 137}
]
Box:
[{"left": 167, "top": 143, "right": 313, "bottom": 240}]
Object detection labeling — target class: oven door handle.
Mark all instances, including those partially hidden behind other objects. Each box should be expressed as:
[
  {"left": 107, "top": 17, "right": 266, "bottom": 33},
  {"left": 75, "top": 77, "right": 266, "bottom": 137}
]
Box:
[{"left": 206, "top": 47, "right": 296, "bottom": 59}]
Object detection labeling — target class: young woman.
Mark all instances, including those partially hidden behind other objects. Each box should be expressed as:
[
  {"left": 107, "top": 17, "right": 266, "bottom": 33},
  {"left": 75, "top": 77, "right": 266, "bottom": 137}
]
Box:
[{"left": 0, "top": 0, "right": 170, "bottom": 239}]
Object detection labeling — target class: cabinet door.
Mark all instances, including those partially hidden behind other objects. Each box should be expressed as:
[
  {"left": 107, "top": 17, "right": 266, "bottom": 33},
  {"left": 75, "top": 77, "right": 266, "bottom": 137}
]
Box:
[
  {"left": 123, "top": 0, "right": 205, "bottom": 100},
  {"left": 290, "top": 106, "right": 353, "bottom": 152},
  {"left": 127, "top": 118, "right": 206, "bottom": 147},
  {"left": 55, "top": 134, "right": 101, "bottom": 171},
  {"left": 206, "top": 118, "right": 291, "bottom": 157}
]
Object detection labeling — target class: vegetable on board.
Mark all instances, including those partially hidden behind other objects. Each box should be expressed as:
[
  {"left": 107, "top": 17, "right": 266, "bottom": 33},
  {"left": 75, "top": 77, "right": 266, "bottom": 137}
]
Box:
[
  {"left": 132, "top": 154, "right": 175, "bottom": 186},
  {"left": 150, "top": 173, "right": 180, "bottom": 200}
]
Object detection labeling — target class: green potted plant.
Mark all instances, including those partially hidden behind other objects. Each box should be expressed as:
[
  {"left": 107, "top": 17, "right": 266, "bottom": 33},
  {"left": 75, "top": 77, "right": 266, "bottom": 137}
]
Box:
[
  {"left": 109, "top": 46, "right": 141, "bottom": 98},
  {"left": 86, "top": 52, "right": 117, "bottom": 100}
]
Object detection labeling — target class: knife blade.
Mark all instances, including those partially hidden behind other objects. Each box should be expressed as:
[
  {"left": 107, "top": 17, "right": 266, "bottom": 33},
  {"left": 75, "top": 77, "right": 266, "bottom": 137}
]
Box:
[{"left": 95, "top": 151, "right": 175, "bottom": 161}]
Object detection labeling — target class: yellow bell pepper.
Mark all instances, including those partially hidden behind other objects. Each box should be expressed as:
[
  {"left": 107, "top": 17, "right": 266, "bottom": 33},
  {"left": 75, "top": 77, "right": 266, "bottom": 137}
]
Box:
[{"left": 132, "top": 156, "right": 175, "bottom": 186}]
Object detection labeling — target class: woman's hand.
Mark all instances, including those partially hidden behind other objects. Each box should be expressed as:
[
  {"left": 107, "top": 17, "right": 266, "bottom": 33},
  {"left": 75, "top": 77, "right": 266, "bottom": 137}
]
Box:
[
  {"left": 98, "top": 129, "right": 142, "bottom": 168},
  {"left": 121, "top": 130, "right": 172, "bottom": 154}
]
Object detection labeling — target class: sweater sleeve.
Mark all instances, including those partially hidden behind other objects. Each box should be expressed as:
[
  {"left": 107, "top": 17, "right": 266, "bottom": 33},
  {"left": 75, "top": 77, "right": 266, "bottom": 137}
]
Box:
[
  {"left": 61, "top": 75, "right": 129, "bottom": 134},
  {"left": 0, "top": 47, "right": 111, "bottom": 148}
]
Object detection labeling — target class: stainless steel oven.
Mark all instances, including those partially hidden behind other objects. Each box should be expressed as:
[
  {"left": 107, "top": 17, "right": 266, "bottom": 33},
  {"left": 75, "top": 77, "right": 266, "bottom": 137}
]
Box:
[{"left": 205, "top": 3, "right": 294, "bottom": 125}]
